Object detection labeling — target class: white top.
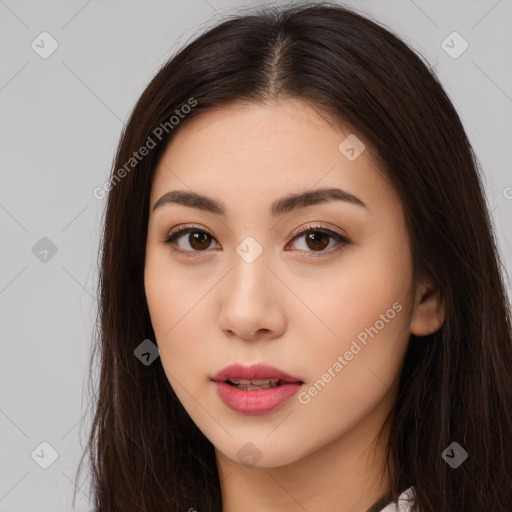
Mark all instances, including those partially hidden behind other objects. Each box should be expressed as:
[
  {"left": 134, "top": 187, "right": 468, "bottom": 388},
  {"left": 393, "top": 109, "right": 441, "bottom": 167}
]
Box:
[{"left": 378, "top": 486, "right": 416, "bottom": 512}]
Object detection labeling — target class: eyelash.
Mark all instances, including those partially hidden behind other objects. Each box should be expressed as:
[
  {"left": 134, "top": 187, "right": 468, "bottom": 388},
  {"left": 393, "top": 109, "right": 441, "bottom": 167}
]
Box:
[{"left": 161, "top": 223, "right": 351, "bottom": 259}]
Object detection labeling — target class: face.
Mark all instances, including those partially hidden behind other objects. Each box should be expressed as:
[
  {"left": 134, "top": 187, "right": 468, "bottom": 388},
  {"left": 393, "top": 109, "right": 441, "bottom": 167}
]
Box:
[{"left": 144, "top": 98, "right": 427, "bottom": 469}]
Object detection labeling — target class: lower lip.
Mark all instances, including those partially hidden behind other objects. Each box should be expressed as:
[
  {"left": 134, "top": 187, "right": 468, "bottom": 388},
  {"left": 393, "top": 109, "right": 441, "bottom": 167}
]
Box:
[{"left": 213, "top": 381, "right": 303, "bottom": 415}]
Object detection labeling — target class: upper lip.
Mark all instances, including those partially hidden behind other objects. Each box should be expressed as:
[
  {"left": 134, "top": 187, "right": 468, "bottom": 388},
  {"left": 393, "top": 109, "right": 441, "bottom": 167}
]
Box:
[{"left": 211, "top": 363, "right": 304, "bottom": 383}]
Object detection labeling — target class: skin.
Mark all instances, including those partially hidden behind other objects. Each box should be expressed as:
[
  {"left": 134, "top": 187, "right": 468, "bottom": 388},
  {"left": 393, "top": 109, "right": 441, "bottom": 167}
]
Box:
[{"left": 144, "top": 98, "right": 445, "bottom": 512}]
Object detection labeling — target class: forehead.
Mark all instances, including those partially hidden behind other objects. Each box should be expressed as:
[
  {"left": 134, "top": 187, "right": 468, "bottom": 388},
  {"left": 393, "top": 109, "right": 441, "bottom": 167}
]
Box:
[{"left": 149, "top": 99, "right": 394, "bottom": 214}]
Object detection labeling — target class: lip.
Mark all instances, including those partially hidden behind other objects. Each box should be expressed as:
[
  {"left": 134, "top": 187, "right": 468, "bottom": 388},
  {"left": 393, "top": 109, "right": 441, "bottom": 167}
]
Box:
[{"left": 211, "top": 363, "right": 304, "bottom": 415}]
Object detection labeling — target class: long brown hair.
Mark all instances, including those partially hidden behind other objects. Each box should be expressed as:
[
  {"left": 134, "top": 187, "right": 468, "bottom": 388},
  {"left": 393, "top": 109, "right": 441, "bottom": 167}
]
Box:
[{"left": 75, "top": 3, "right": 512, "bottom": 511}]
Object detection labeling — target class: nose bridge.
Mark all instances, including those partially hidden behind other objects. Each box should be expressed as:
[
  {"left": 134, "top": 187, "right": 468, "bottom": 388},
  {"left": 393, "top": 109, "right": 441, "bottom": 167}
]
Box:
[
  {"left": 218, "top": 239, "right": 284, "bottom": 339},
  {"left": 228, "top": 240, "right": 272, "bottom": 305}
]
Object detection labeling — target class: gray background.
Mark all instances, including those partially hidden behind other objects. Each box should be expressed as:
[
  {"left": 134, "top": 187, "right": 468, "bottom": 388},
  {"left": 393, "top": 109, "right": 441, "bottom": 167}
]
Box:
[{"left": 1, "top": 0, "right": 511, "bottom": 510}]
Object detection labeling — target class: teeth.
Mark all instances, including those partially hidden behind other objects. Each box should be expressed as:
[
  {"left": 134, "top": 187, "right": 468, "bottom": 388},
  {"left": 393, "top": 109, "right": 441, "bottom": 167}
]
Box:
[
  {"left": 227, "top": 378, "right": 281, "bottom": 390},
  {"left": 228, "top": 378, "right": 280, "bottom": 385},
  {"left": 232, "top": 382, "right": 280, "bottom": 390}
]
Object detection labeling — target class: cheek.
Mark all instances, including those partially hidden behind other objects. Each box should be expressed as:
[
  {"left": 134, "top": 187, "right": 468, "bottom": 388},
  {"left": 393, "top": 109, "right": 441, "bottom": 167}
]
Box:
[
  {"left": 144, "top": 254, "right": 212, "bottom": 390},
  {"left": 315, "top": 242, "right": 411, "bottom": 339},
  {"left": 144, "top": 245, "right": 197, "bottom": 337},
  {"left": 293, "top": 292, "right": 410, "bottom": 440},
  {"left": 144, "top": 267, "right": 173, "bottom": 338},
  {"left": 296, "top": 240, "right": 413, "bottom": 405},
  {"left": 145, "top": 281, "right": 203, "bottom": 406}
]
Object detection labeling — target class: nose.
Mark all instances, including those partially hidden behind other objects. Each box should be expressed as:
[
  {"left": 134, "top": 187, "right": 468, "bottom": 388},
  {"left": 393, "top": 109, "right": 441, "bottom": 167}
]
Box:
[{"left": 217, "top": 254, "right": 287, "bottom": 341}]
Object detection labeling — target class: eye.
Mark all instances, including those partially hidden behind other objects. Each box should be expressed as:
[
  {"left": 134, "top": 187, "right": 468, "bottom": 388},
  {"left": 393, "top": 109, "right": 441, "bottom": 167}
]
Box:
[
  {"left": 162, "top": 224, "right": 221, "bottom": 255},
  {"left": 161, "top": 223, "right": 350, "bottom": 258},
  {"left": 286, "top": 225, "right": 350, "bottom": 258}
]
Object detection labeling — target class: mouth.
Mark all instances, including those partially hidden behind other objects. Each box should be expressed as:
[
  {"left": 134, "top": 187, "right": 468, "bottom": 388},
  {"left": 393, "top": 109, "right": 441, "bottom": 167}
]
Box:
[{"left": 211, "top": 365, "right": 305, "bottom": 415}]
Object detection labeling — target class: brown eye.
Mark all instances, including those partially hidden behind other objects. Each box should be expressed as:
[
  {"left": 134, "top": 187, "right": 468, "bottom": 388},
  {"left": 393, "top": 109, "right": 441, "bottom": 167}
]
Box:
[
  {"left": 304, "top": 232, "right": 330, "bottom": 251},
  {"left": 288, "top": 227, "right": 350, "bottom": 255},
  {"left": 165, "top": 228, "right": 220, "bottom": 252},
  {"left": 188, "top": 231, "right": 213, "bottom": 250}
]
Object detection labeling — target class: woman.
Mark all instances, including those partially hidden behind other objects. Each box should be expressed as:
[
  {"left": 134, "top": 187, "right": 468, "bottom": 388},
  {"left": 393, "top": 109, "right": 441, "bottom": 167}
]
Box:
[{"left": 76, "top": 3, "right": 512, "bottom": 511}]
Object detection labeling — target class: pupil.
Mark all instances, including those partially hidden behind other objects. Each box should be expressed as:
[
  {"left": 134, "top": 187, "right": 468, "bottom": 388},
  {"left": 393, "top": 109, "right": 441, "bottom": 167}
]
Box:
[{"left": 306, "top": 232, "right": 329, "bottom": 251}]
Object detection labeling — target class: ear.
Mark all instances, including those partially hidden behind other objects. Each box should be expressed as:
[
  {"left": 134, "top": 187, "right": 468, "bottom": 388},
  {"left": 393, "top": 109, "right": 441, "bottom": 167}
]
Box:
[{"left": 410, "top": 275, "right": 446, "bottom": 336}]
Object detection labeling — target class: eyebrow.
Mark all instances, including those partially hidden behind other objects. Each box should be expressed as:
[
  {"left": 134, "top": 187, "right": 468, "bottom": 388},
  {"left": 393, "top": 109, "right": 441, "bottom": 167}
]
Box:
[{"left": 152, "top": 187, "right": 367, "bottom": 216}]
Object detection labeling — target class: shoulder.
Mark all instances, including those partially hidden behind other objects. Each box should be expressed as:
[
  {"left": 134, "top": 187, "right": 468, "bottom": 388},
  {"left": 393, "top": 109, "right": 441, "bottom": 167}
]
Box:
[{"left": 377, "top": 486, "right": 417, "bottom": 512}]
